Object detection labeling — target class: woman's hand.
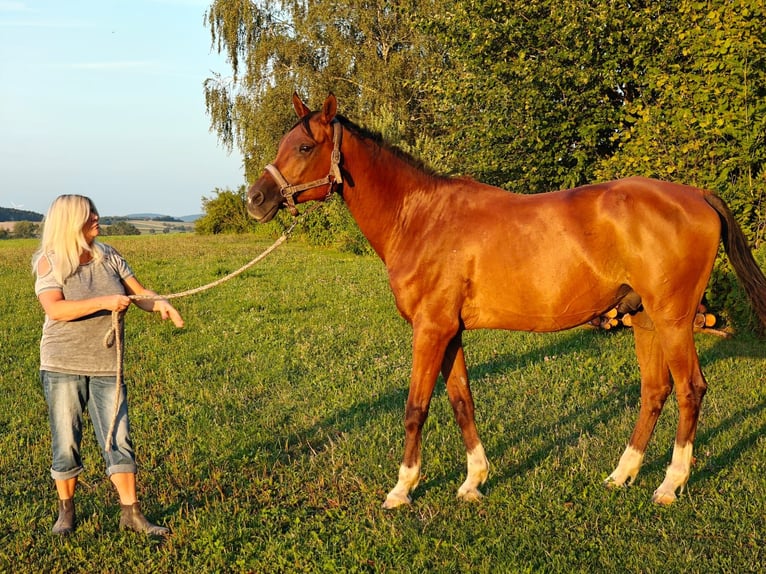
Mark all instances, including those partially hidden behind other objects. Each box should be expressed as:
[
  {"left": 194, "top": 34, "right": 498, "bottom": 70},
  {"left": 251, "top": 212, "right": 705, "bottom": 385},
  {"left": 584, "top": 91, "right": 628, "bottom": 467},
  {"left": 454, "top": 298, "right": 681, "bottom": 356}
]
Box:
[
  {"left": 154, "top": 299, "right": 185, "bottom": 328},
  {"left": 103, "top": 294, "right": 132, "bottom": 313},
  {"left": 122, "top": 276, "right": 184, "bottom": 327}
]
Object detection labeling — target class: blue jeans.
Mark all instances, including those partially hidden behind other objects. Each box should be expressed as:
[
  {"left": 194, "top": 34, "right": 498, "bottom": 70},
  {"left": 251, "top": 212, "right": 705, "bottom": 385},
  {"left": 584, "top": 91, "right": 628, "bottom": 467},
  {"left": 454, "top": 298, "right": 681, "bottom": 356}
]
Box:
[{"left": 40, "top": 371, "right": 137, "bottom": 480}]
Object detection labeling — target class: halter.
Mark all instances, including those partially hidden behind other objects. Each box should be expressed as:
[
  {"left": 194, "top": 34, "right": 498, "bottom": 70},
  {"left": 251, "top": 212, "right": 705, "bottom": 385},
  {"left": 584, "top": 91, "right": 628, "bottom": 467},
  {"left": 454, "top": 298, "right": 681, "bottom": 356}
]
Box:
[{"left": 264, "top": 119, "right": 343, "bottom": 216}]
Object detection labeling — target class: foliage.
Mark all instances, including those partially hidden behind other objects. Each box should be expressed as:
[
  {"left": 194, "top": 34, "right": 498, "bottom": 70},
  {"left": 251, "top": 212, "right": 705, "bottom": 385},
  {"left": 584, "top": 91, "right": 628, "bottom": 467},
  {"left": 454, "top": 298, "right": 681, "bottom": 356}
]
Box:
[
  {"left": 709, "top": 242, "right": 766, "bottom": 332},
  {"left": 12, "top": 221, "right": 39, "bottom": 239},
  {"left": 204, "top": 0, "right": 440, "bottom": 175},
  {"left": 195, "top": 186, "right": 259, "bottom": 235},
  {"left": 596, "top": 0, "right": 766, "bottom": 245},
  {"left": 416, "top": 0, "right": 675, "bottom": 191},
  {"left": 2, "top": 235, "right": 765, "bottom": 572},
  {"left": 295, "top": 196, "right": 374, "bottom": 255},
  {"left": 102, "top": 221, "right": 141, "bottom": 236},
  {"left": 151, "top": 216, "right": 185, "bottom": 223},
  {"left": 202, "top": 0, "right": 766, "bottom": 319}
]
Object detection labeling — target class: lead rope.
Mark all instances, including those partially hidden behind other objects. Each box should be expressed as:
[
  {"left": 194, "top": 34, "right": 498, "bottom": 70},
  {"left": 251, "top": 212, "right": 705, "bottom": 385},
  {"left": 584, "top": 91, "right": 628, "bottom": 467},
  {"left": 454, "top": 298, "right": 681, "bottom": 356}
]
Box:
[{"left": 102, "top": 210, "right": 315, "bottom": 451}]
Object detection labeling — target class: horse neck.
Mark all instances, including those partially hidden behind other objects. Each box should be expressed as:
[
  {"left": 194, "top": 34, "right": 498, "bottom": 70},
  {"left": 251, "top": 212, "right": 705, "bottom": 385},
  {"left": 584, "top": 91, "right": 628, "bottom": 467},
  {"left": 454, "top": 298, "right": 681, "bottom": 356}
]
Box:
[{"left": 341, "top": 135, "right": 434, "bottom": 262}]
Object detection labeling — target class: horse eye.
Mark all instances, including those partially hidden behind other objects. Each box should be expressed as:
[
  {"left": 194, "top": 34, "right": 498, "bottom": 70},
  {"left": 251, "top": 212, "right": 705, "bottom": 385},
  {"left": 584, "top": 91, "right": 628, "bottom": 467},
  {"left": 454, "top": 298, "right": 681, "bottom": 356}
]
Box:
[{"left": 299, "top": 144, "right": 314, "bottom": 153}]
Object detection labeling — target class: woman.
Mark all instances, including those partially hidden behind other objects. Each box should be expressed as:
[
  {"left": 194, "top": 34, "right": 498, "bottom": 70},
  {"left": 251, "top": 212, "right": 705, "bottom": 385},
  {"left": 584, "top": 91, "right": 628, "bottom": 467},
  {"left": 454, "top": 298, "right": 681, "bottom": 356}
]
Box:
[{"left": 33, "top": 195, "right": 184, "bottom": 536}]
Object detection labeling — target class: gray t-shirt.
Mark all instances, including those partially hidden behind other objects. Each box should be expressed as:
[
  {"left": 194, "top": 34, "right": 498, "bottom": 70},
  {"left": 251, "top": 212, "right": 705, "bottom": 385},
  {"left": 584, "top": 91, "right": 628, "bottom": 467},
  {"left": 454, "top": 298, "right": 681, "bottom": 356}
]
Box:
[{"left": 35, "top": 243, "right": 134, "bottom": 376}]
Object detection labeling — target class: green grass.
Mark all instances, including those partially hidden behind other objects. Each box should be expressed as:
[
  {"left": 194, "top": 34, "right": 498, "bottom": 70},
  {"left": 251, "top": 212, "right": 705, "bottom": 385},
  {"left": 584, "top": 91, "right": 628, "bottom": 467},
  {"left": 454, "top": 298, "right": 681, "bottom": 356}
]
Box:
[{"left": 1, "top": 234, "right": 764, "bottom": 573}]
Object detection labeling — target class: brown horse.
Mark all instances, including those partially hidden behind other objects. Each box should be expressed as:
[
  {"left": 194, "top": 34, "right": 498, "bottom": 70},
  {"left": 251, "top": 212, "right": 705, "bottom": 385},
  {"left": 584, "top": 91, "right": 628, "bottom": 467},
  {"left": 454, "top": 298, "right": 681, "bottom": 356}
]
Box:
[{"left": 247, "top": 93, "right": 766, "bottom": 508}]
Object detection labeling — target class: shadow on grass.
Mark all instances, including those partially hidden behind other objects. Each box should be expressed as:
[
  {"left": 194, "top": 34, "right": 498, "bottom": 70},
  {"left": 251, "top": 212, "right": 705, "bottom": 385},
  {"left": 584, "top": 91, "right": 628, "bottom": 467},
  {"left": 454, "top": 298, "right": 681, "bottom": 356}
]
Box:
[
  {"left": 694, "top": 396, "right": 766, "bottom": 477},
  {"left": 220, "top": 328, "right": 762, "bottom": 505},
  {"left": 698, "top": 332, "right": 766, "bottom": 368},
  {"left": 225, "top": 331, "right": 627, "bottom": 493}
]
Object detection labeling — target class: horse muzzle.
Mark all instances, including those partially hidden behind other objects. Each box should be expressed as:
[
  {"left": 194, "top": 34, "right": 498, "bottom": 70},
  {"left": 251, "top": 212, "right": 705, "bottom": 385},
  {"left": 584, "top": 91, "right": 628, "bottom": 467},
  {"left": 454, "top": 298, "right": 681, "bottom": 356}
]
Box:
[{"left": 247, "top": 179, "right": 283, "bottom": 223}]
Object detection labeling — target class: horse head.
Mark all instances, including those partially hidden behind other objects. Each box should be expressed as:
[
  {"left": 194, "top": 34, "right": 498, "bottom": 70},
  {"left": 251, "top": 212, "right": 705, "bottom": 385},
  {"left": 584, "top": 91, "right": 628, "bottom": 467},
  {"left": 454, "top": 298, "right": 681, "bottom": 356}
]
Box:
[{"left": 247, "top": 93, "right": 342, "bottom": 222}]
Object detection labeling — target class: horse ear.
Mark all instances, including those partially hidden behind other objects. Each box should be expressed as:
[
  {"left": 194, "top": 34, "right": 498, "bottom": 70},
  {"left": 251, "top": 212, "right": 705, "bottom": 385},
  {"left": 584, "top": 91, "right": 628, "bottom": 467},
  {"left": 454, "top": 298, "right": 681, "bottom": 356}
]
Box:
[
  {"left": 320, "top": 93, "right": 337, "bottom": 125},
  {"left": 292, "top": 92, "right": 311, "bottom": 118}
]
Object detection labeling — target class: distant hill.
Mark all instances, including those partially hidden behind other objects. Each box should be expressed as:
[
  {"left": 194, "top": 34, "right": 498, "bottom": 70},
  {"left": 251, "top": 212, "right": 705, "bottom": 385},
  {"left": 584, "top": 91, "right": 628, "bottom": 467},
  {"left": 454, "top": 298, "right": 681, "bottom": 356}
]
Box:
[
  {"left": 124, "top": 213, "right": 201, "bottom": 222},
  {"left": 126, "top": 213, "right": 182, "bottom": 222},
  {"left": 0, "top": 207, "right": 43, "bottom": 222},
  {"left": 0, "top": 207, "right": 201, "bottom": 224}
]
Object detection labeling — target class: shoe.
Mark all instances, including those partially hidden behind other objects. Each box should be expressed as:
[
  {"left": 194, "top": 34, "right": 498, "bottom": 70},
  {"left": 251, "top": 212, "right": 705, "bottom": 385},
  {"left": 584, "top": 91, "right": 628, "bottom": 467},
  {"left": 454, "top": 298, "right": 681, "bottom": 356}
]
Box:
[
  {"left": 119, "top": 502, "right": 169, "bottom": 536},
  {"left": 52, "top": 498, "right": 75, "bottom": 535}
]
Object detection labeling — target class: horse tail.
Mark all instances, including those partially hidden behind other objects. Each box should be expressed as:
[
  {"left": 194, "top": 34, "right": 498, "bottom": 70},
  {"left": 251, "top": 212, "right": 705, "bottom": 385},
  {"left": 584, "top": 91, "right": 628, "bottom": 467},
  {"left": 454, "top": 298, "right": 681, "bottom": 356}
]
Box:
[{"left": 705, "top": 192, "right": 766, "bottom": 332}]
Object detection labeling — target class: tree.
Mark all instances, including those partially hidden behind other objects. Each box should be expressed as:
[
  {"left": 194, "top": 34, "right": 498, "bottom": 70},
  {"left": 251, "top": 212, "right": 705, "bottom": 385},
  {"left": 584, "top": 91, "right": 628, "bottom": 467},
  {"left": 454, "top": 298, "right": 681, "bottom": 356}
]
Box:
[
  {"left": 0, "top": 207, "right": 43, "bottom": 222},
  {"left": 13, "top": 221, "right": 39, "bottom": 238},
  {"left": 204, "top": 0, "right": 440, "bottom": 177},
  {"left": 196, "top": 186, "right": 258, "bottom": 234},
  {"left": 203, "top": 0, "right": 444, "bottom": 247},
  {"left": 200, "top": 0, "right": 766, "bottom": 329},
  {"left": 102, "top": 221, "right": 140, "bottom": 236},
  {"left": 415, "top": 0, "right": 684, "bottom": 192},
  {"left": 595, "top": 0, "right": 766, "bottom": 246}
]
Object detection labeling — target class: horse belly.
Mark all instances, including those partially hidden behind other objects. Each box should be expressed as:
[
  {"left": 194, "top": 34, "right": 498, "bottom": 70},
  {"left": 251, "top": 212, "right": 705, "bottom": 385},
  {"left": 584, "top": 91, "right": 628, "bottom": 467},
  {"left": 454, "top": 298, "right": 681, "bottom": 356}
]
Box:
[
  {"left": 460, "top": 252, "right": 620, "bottom": 332},
  {"left": 462, "top": 292, "right": 611, "bottom": 332}
]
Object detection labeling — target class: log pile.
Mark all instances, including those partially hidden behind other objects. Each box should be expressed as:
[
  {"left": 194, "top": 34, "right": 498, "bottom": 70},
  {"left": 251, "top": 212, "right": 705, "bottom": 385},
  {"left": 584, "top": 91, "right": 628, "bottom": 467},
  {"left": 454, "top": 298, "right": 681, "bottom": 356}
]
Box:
[
  {"left": 594, "top": 307, "right": 620, "bottom": 330},
  {"left": 590, "top": 304, "right": 730, "bottom": 337}
]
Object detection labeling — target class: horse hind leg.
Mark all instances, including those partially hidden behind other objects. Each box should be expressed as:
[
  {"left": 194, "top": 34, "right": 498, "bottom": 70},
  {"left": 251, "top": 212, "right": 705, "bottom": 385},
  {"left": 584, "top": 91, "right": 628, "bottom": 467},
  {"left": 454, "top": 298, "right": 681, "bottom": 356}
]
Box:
[
  {"left": 442, "top": 333, "right": 488, "bottom": 501},
  {"left": 606, "top": 312, "right": 672, "bottom": 488},
  {"left": 651, "top": 326, "right": 707, "bottom": 505}
]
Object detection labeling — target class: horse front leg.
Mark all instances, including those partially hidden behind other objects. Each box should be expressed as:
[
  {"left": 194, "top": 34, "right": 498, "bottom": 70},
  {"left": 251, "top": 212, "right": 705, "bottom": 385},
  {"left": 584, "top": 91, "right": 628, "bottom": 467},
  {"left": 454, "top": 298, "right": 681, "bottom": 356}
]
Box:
[
  {"left": 382, "top": 325, "right": 450, "bottom": 509},
  {"left": 443, "top": 332, "right": 488, "bottom": 501}
]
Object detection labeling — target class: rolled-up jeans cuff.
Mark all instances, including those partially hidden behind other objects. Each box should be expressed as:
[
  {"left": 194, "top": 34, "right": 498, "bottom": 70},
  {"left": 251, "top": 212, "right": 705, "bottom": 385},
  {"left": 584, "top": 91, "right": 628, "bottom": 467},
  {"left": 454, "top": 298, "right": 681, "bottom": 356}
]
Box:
[
  {"left": 107, "top": 463, "right": 138, "bottom": 477},
  {"left": 50, "top": 466, "right": 84, "bottom": 481}
]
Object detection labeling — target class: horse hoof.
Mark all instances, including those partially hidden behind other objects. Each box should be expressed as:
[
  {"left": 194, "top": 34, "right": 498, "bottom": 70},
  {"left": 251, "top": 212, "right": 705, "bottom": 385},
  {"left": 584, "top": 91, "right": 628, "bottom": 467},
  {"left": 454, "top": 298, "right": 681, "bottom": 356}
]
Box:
[
  {"left": 457, "top": 487, "right": 484, "bottom": 502},
  {"left": 382, "top": 493, "right": 411, "bottom": 509},
  {"left": 651, "top": 489, "right": 677, "bottom": 505},
  {"left": 604, "top": 475, "right": 631, "bottom": 489}
]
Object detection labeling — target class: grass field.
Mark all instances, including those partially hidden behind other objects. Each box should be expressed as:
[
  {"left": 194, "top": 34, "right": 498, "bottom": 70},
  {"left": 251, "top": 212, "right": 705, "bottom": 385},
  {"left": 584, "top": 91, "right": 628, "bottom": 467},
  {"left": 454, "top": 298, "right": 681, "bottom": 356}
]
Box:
[{"left": 1, "top": 234, "right": 764, "bottom": 573}]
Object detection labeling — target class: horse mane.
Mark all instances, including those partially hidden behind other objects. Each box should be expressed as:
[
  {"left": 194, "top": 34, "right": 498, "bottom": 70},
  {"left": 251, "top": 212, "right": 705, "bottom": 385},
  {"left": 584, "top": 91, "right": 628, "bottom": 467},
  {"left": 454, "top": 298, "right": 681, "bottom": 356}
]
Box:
[
  {"left": 291, "top": 112, "right": 448, "bottom": 180},
  {"left": 335, "top": 115, "right": 446, "bottom": 179}
]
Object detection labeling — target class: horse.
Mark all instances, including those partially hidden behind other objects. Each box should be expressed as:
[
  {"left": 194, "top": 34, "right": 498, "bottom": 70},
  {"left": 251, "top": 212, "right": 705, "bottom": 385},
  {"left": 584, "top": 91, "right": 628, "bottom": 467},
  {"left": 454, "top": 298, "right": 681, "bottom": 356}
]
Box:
[{"left": 247, "top": 93, "right": 766, "bottom": 509}]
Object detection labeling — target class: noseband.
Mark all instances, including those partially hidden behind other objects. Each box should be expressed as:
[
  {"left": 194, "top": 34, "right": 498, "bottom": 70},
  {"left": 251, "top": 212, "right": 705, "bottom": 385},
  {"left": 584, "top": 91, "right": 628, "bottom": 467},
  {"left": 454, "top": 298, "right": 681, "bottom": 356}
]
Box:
[{"left": 264, "top": 120, "right": 343, "bottom": 216}]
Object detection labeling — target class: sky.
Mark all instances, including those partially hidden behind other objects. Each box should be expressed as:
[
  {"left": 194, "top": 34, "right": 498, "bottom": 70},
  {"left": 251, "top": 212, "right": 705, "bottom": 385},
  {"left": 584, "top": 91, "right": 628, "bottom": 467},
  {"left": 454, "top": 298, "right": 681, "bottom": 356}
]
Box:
[{"left": 0, "top": 0, "right": 245, "bottom": 217}]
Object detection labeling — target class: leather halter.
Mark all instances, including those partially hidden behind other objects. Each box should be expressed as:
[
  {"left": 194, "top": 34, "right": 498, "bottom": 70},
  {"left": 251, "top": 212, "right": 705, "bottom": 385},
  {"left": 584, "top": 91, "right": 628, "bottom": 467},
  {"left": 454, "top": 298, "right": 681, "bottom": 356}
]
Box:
[{"left": 264, "top": 120, "right": 343, "bottom": 216}]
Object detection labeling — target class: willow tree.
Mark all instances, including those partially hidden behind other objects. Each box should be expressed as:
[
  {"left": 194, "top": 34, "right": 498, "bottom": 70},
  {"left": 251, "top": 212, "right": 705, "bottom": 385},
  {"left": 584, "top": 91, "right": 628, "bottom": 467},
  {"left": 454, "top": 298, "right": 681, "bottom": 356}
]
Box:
[
  {"left": 204, "top": 0, "right": 439, "bottom": 178},
  {"left": 203, "top": 1, "right": 442, "bottom": 247}
]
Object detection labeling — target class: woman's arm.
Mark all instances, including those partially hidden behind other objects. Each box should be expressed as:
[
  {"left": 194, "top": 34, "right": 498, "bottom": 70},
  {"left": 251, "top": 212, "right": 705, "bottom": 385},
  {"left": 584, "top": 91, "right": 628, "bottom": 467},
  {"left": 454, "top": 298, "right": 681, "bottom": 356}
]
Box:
[
  {"left": 122, "top": 276, "right": 184, "bottom": 328},
  {"left": 37, "top": 290, "right": 131, "bottom": 321},
  {"left": 36, "top": 257, "right": 131, "bottom": 321}
]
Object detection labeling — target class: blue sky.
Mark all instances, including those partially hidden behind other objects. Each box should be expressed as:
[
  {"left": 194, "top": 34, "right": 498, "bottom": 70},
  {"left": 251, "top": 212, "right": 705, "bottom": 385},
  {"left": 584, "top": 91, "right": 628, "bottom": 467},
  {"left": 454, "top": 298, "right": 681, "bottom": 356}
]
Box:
[{"left": 0, "top": 0, "right": 244, "bottom": 217}]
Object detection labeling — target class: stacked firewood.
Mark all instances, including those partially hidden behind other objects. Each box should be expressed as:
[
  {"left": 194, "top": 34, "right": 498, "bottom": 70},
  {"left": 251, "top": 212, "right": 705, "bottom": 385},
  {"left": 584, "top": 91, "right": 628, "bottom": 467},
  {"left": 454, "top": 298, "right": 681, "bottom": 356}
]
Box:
[
  {"left": 590, "top": 304, "right": 729, "bottom": 337},
  {"left": 593, "top": 307, "right": 621, "bottom": 330}
]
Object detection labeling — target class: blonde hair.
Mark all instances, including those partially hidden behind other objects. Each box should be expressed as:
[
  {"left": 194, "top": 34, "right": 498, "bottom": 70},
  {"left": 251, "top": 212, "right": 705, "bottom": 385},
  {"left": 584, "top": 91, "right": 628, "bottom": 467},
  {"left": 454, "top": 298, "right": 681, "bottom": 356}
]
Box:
[{"left": 32, "top": 195, "right": 103, "bottom": 284}]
